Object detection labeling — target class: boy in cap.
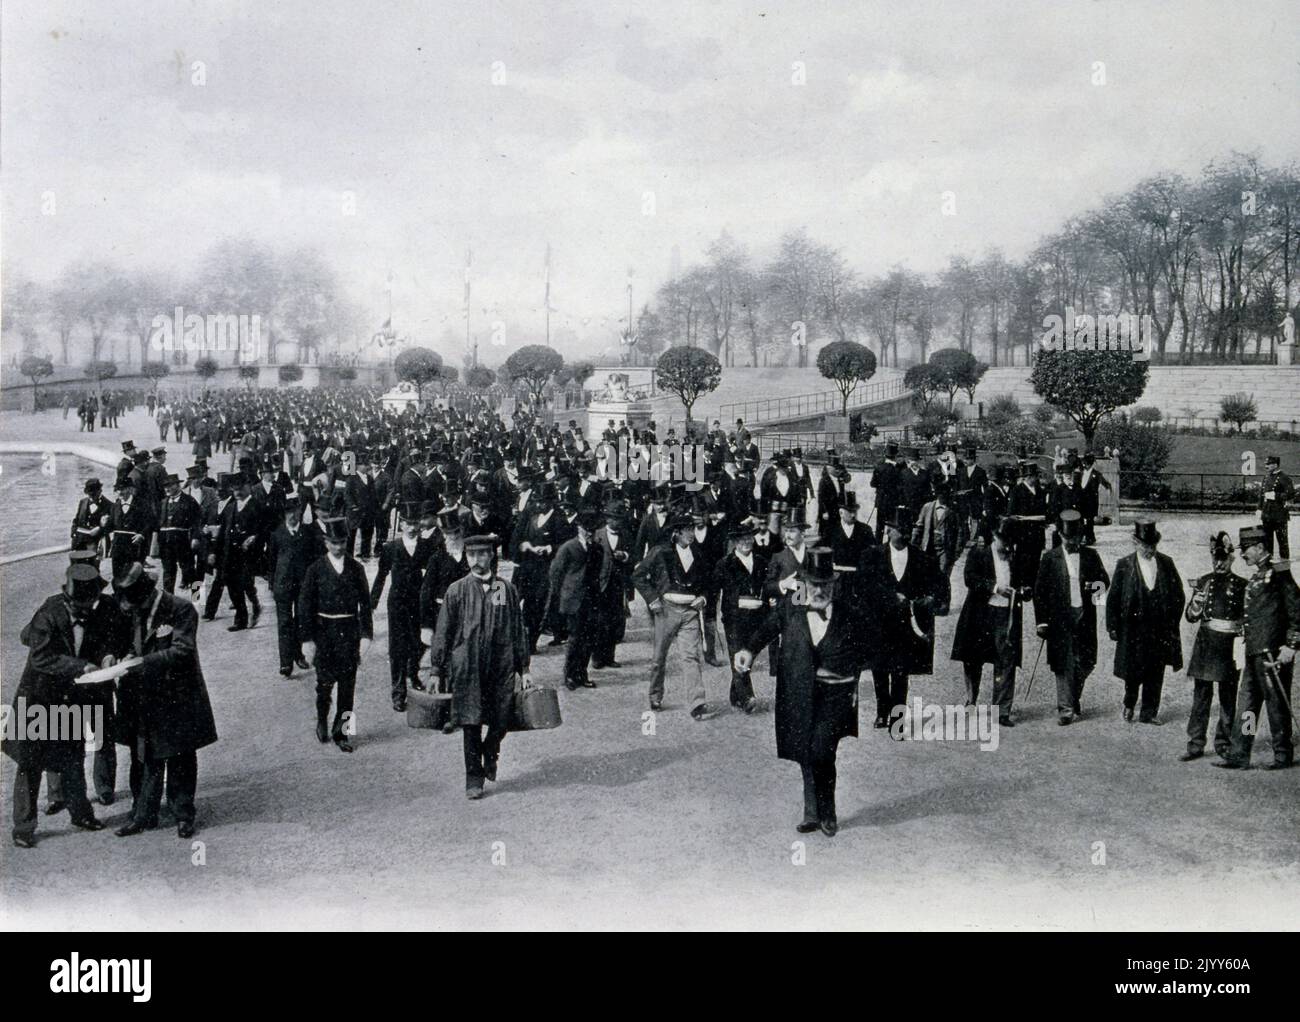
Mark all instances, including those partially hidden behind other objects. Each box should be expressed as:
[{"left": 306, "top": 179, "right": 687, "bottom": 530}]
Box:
[
  {"left": 428, "top": 533, "right": 531, "bottom": 798},
  {"left": 1181, "top": 532, "right": 1246, "bottom": 761},
  {"left": 297, "top": 518, "right": 373, "bottom": 752},
  {"left": 1106, "top": 519, "right": 1185, "bottom": 724}
]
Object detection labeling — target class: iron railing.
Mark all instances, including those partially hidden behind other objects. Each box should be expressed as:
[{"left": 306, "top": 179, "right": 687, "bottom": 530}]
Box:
[
  {"left": 721, "top": 377, "right": 906, "bottom": 426},
  {"left": 1117, "top": 471, "right": 1294, "bottom": 513}
]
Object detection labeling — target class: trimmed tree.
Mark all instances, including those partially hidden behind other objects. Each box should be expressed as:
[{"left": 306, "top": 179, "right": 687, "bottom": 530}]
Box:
[
  {"left": 84, "top": 360, "right": 117, "bottom": 406},
  {"left": 1219, "top": 392, "right": 1258, "bottom": 433},
  {"left": 466, "top": 365, "right": 496, "bottom": 390},
  {"left": 656, "top": 346, "right": 722, "bottom": 427},
  {"left": 141, "top": 360, "right": 171, "bottom": 393},
  {"left": 904, "top": 362, "right": 945, "bottom": 413},
  {"left": 394, "top": 346, "right": 443, "bottom": 402},
  {"left": 504, "top": 344, "right": 565, "bottom": 408},
  {"left": 1030, "top": 348, "right": 1149, "bottom": 451},
  {"left": 194, "top": 356, "right": 220, "bottom": 385},
  {"left": 929, "top": 347, "right": 988, "bottom": 408},
  {"left": 20, "top": 354, "right": 54, "bottom": 412},
  {"left": 278, "top": 363, "right": 304, "bottom": 385},
  {"left": 239, "top": 364, "right": 261, "bottom": 389},
  {"left": 816, "top": 340, "right": 877, "bottom": 416}
]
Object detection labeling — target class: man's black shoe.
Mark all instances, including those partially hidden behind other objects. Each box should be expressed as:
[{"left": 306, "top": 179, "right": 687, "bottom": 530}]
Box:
[
  {"left": 1139, "top": 716, "right": 1162, "bottom": 726},
  {"left": 201, "top": 614, "right": 216, "bottom": 622},
  {"left": 1122, "top": 707, "right": 1135, "bottom": 722},
  {"left": 1179, "top": 750, "right": 1203, "bottom": 762},
  {"left": 485, "top": 758, "right": 498, "bottom": 783},
  {"left": 315, "top": 720, "right": 330, "bottom": 743},
  {"left": 72, "top": 817, "right": 104, "bottom": 832},
  {"left": 565, "top": 679, "right": 580, "bottom": 691},
  {"left": 334, "top": 736, "right": 354, "bottom": 753},
  {"left": 279, "top": 667, "right": 292, "bottom": 678},
  {"left": 581, "top": 678, "right": 597, "bottom": 688},
  {"left": 227, "top": 622, "right": 247, "bottom": 632},
  {"left": 250, "top": 604, "right": 262, "bottom": 628},
  {"left": 690, "top": 704, "right": 712, "bottom": 721},
  {"left": 1265, "top": 760, "right": 1294, "bottom": 771},
  {"left": 999, "top": 716, "right": 1015, "bottom": 728},
  {"left": 1213, "top": 759, "right": 1247, "bottom": 770},
  {"left": 115, "top": 821, "right": 149, "bottom": 837},
  {"left": 12, "top": 834, "right": 36, "bottom": 849},
  {"left": 649, "top": 697, "right": 662, "bottom": 711},
  {"left": 873, "top": 716, "right": 888, "bottom": 729},
  {"left": 743, "top": 697, "right": 762, "bottom": 715},
  {"left": 44, "top": 801, "right": 65, "bottom": 816},
  {"left": 796, "top": 821, "right": 819, "bottom": 834},
  {"left": 546, "top": 636, "right": 565, "bottom": 647},
  {"left": 410, "top": 678, "right": 426, "bottom": 691},
  {"left": 177, "top": 821, "right": 195, "bottom": 839},
  {"left": 392, "top": 698, "right": 406, "bottom": 712},
  {"left": 295, "top": 657, "right": 311, "bottom": 671},
  {"left": 819, "top": 818, "right": 838, "bottom": 837},
  {"left": 95, "top": 792, "right": 114, "bottom": 806}
]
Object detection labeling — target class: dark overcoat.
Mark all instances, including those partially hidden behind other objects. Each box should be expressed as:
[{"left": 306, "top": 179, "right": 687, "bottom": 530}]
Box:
[{"left": 1105, "top": 551, "right": 1185, "bottom": 678}]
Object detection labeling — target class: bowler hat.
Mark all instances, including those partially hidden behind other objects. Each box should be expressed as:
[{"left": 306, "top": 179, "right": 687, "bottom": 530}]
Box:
[{"left": 84, "top": 478, "right": 102, "bottom": 494}]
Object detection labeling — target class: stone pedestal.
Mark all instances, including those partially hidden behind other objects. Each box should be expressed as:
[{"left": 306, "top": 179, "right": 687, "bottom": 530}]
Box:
[
  {"left": 586, "top": 398, "right": 656, "bottom": 434},
  {"left": 1278, "top": 343, "right": 1294, "bottom": 367}
]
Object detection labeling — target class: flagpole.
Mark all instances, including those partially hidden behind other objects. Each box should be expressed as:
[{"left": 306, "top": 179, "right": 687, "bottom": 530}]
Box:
[{"left": 545, "top": 243, "right": 552, "bottom": 348}]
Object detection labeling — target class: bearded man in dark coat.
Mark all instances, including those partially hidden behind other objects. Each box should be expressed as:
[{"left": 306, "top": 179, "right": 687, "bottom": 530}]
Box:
[
  {"left": 735, "top": 549, "right": 862, "bottom": 837},
  {"left": 950, "top": 517, "right": 1024, "bottom": 727},
  {"left": 428, "top": 533, "right": 532, "bottom": 800},
  {"left": 111, "top": 563, "right": 218, "bottom": 839}
]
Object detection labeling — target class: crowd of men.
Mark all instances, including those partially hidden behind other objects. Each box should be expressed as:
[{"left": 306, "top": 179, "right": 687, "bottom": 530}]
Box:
[{"left": 4, "top": 390, "right": 1297, "bottom": 844}]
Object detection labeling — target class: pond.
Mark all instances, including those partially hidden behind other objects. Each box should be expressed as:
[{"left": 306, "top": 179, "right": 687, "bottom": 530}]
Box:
[{"left": 0, "top": 453, "right": 109, "bottom": 558}]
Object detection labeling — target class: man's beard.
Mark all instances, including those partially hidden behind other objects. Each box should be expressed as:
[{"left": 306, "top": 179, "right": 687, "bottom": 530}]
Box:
[{"left": 470, "top": 564, "right": 492, "bottom": 579}]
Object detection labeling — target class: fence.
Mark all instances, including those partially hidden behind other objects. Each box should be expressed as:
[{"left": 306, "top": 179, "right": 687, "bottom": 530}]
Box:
[
  {"left": 721, "top": 377, "right": 906, "bottom": 426},
  {"left": 1117, "top": 470, "right": 1282, "bottom": 513}
]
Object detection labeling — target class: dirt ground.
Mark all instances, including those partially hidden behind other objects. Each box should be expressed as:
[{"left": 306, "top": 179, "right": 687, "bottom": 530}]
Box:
[{"left": 1, "top": 409, "right": 1297, "bottom": 930}]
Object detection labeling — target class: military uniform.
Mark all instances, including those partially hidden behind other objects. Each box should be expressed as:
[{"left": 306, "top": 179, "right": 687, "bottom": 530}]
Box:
[{"left": 1183, "top": 560, "right": 1246, "bottom": 760}]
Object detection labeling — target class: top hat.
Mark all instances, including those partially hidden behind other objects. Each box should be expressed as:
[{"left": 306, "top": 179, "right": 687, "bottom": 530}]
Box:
[
  {"left": 782, "top": 506, "right": 807, "bottom": 529},
  {"left": 885, "top": 442, "right": 899, "bottom": 457},
  {"left": 419, "top": 500, "right": 440, "bottom": 518},
  {"left": 283, "top": 493, "right": 303, "bottom": 510},
  {"left": 1132, "top": 518, "right": 1161, "bottom": 545},
  {"left": 114, "top": 477, "right": 135, "bottom": 491},
  {"left": 111, "top": 559, "right": 156, "bottom": 597},
  {"left": 1058, "top": 509, "right": 1083, "bottom": 538},
  {"left": 791, "top": 447, "right": 803, "bottom": 458},
  {"left": 840, "top": 491, "right": 859, "bottom": 513},
  {"left": 903, "top": 446, "right": 920, "bottom": 461},
  {"left": 84, "top": 478, "right": 102, "bottom": 494},
  {"left": 729, "top": 519, "right": 761, "bottom": 539},
  {"left": 1238, "top": 524, "right": 1267, "bottom": 549},
  {"left": 162, "top": 473, "right": 180, "bottom": 487},
  {"left": 797, "top": 547, "right": 838, "bottom": 584},
  {"left": 576, "top": 510, "right": 603, "bottom": 532},
  {"left": 185, "top": 465, "right": 204, "bottom": 479},
  {"left": 399, "top": 500, "right": 423, "bottom": 522},
  {"left": 1018, "top": 460, "right": 1037, "bottom": 477},
  {"left": 65, "top": 562, "right": 106, "bottom": 601},
  {"left": 1209, "top": 530, "right": 1234, "bottom": 559},
  {"left": 666, "top": 509, "right": 695, "bottom": 532},
  {"left": 1265, "top": 455, "right": 1281, "bottom": 467},
  {"left": 120, "top": 441, "right": 136, "bottom": 453},
  {"left": 884, "top": 505, "right": 912, "bottom": 532},
  {"left": 133, "top": 450, "right": 150, "bottom": 464},
  {"left": 437, "top": 508, "right": 463, "bottom": 531},
  {"left": 217, "top": 471, "right": 239, "bottom": 490},
  {"left": 463, "top": 532, "right": 499, "bottom": 551},
  {"left": 321, "top": 517, "right": 349, "bottom": 543}
]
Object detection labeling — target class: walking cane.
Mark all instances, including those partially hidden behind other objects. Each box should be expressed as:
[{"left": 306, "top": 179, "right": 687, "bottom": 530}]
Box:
[{"left": 1021, "top": 633, "right": 1047, "bottom": 707}]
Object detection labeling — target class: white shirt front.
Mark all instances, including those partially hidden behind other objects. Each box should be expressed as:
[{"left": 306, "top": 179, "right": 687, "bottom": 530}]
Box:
[
  {"left": 989, "top": 548, "right": 1012, "bottom": 607},
  {"left": 1137, "top": 554, "right": 1158, "bottom": 590},
  {"left": 735, "top": 551, "right": 754, "bottom": 573},
  {"left": 1066, "top": 550, "right": 1082, "bottom": 607},
  {"left": 327, "top": 554, "right": 346, "bottom": 574},
  {"left": 675, "top": 545, "right": 695, "bottom": 573},
  {"left": 607, "top": 532, "right": 619, "bottom": 551},
  {"left": 402, "top": 536, "right": 418, "bottom": 558},
  {"left": 890, "top": 545, "right": 909, "bottom": 580},
  {"left": 807, "top": 605, "right": 832, "bottom": 646},
  {"left": 788, "top": 544, "right": 806, "bottom": 564}
]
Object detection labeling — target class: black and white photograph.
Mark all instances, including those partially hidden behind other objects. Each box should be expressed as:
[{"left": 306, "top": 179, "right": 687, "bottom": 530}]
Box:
[{"left": 1, "top": 0, "right": 1298, "bottom": 954}]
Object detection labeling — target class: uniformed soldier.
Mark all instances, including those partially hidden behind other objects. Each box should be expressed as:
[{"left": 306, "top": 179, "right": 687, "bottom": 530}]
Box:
[
  {"left": 1259, "top": 454, "right": 1293, "bottom": 558},
  {"left": 1216, "top": 524, "right": 1299, "bottom": 770},
  {"left": 1180, "top": 531, "right": 1246, "bottom": 762}
]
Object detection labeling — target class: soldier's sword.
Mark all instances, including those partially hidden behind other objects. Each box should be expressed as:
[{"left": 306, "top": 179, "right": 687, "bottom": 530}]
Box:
[{"left": 1261, "top": 655, "right": 1300, "bottom": 732}]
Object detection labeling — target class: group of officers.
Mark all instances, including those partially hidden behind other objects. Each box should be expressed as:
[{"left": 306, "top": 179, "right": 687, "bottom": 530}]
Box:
[{"left": 6, "top": 389, "right": 1298, "bottom": 843}]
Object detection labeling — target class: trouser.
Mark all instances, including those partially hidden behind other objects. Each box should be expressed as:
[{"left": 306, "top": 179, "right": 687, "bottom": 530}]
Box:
[
  {"left": 1082, "top": 515, "right": 1098, "bottom": 546},
  {"left": 1122, "top": 666, "right": 1165, "bottom": 720},
  {"left": 387, "top": 613, "right": 421, "bottom": 701},
  {"left": 14, "top": 761, "right": 95, "bottom": 838},
  {"left": 129, "top": 749, "right": 198, "bottom": 827},
  {"left": 592, "top": 596, "right": 624, "bottom": 666},
  {"left": 701, "top": 587, "right": 720, "bottom": 659},
  {"left": 161, "top": 550, "right": 194, "bottom": 593},
  {"left": 348, "top": 521, "right": 375, "bottom": 558},
  {"left": 1262, "top": 520, "right": 1290, "bottom": 559},
  {"left": 1187, "top": 676, "right": 1238, "bottom": 757},
  {"left": 206, "top": 562, "right": 258, "bottom": 625},
  {"left": 1055, "top": 661, "right": 1091, "bottom": 716},
  {"left": 274, "top": 591, "right": 302, "bottom": 669},
  {"left": 463, "top": 724, "right": 507, "bottom": 785},
  {"left": 964, "top": 661, "right": 1015, "bottom": 717},
  {"left": 375, "top": 510, "right": 390, "bottom": 546},
  {"left": 160, "top": 422, "right": 169, "bottom": 441},
  {"left": 564, "top": 606, "right": 594, "bottom": 684},
  {"left": 174, "top": 423, "right": 184, "bottom": 443},
  {"left": 800, "top": 685, "right": 847, "bottom": 823},
  {"left": 648, "top": 603, "right": 706, "bottom": 710},
  {"left": 725, "top": 624, "right": 756, "bottom": 707},
  {"left": 872, "top": 670, "right": 908, "bottom": 723},
  {"left": 1229, "top": 654, "right": 1294, "bottom": 765},
  {"left": 316, "top": 664, "right": 358, "bottom": 737}
]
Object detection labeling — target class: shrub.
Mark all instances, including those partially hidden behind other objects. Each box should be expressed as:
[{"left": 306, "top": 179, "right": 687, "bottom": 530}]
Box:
[
  {"left": 1133, "top": 405, "right": 1163, "bottom": 425},
  {"left": 984, "top": 394, "right": 1022, "bottom": 426},
  {"left": 1219, "top": 392, "right": 1258, "bottom": 433},
  {"left": 1096, "top": 415, "right": 1173, "bottom": 499}
]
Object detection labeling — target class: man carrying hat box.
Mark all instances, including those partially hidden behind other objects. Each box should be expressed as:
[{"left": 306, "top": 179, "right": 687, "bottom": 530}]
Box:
[
  {"left": 1033, "top": 510, "right": 1110, "bottom": 726},
  {"left": 266, "top": 495, "right": 324, "bottom": 679},
  {"left": 1259, "top": 454, "right": 1294, "bottom": 558},
  {"left": 4, "top": 564, "right": 128, "bottom": 848},
  {"left": 1216, "top": 525, "right": 1300, "bottom": 770},
  {"left": 427, "top": 534, "right": 532, "bottom": 799},
  {"left": 735, "top": 549, "right": 861, "bottom": 837},
  {"left": 297, "top": 518, "right": 374, "bottom": 753},
  {"left": 633, "top": 509, "right": 715, "bottom": 719},
  {"left": 110, "top": 562, "right": 218, "bottom": 839},
  {"left": 1180, "top": 532, "right": 1247, "bottom": 762},
  {"left": 370, "top": 502, "right": 434, "bottom": 711},
  {"left": 1106, "top": 519, "right": 1185, "bottom": 724},
  {"left": 716, "top": 519, "right": 770, "bottom": 714}
]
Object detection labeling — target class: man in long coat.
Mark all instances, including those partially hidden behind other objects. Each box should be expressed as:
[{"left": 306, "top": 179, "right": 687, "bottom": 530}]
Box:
[
  {"left": 1180, "top": 531, "right": 1246, "bottom": 761},
  {"left": 509, "top": 482, "right": 563, "bottom": 653},
  {"left": 428, "top": 533, "right": 532, "bottom": 799},
  {"left": 950, "top": 517, "right": 1024, "bottom": 727},
  {"left": 266, "top": 494, "right": 323, "bottom": 677},
  {"left": 1033, "top": 510, "right": 1110, "bottom": 725},
  {"left": 735, "top": 548, "right": 861, "bottom": 837},
  {"left": 1105, "top": 519, "right": 1185, "bottom": 724},
  {"left": 716, "top": 520, "right": 770, "bottom": 713},
  {"left": 111, "top": 564, "right": 218, "bottom": 838},
  {"left": 5, "top": 564, "right": 126, "bottom": 848},
  {"left": 370, "top": 503, "right": 431, "bottom": 711}
]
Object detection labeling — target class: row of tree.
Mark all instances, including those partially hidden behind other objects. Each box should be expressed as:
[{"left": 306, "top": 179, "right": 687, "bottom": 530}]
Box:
[{"left": 634, "top": 152, "right": 1300, "bottom": 368}]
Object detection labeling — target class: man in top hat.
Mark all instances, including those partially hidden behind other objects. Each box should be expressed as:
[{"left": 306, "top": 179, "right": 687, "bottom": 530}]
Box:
[
  {"left": 788, "top": 448, "right": 815, "bottom": 517},
  {"left": 760, "top": 450, "right": 800, "bottom": 511},
  {"left": 871, "top": 442, "right": 902, "bottom": 543},
  {"left": 817, "top": 453, "right": 851, "bottom": 530},
  {"left": 1259, "top": 454, "right": 1293, "bottom": 558},
  {"left": 206, "top": 472, "right": 262, "bottom": 631},
  {"left": 156, "top": 471, "right": 202, "bottom": 596},
  {"left": 735, "top": 548, "right": 861, "bottom": 836},
  {"left": 110, "top": 561, "right": 218, "bottom": 839},
  {"left": 716, "top": 518, "right": 770, "bottom": 714},
  {"left": 116, "top": 440, "right": 137, "bottom": 488},
  {"left": 689, "top": 495, "right": 728, "bottom": 667},
  {"left": 1106, "top": 518, "right": 1185, "bottom": 724},
  {"left": 144, "top": 445, "right": 170, "bottom": 519},
  {"left": 370, "top": 502, "right": 432, "bottom": 711},
  {"left": 428, "top": 533, "right": 532, "bottom": 799},
  {"left": 1217, "top": 524, "right": 1299, "bottom": 770},
  {"left": 110, "top": 477, "right": 153, "bottom": 580},
  {"left": 1180, "top": 531, "right": 1247, "bottom": 762},
  {"left": 959, "top": 445, "right": 986, "bottom": 547},
  {"left": 898, "top": 447, "right": 932, "bottom": 523},
  {"left": 592, "top": 500, "right": 636, "bottom": 670},
  {"left": 764, "top": 505, "right": 812, "bottom": 606},
  {"left": 461, "top": 481, "right": 508, "bottom": 541},
  {"left": 298, "top": 517, "right": 373, "bottom": 752},
  {"left": 982, "top": 463, "right": 1012, "bottom": 540},
  {"left": 548, "top": 509, "right": 605, "bottom": 690},
  {"left": 4, "top": 563, "right": 126, "bottom": 848},
  {"left": 633, "top": 488, "right": 673, "bottom": 566},
  {"left": 633, "top": 507, "right": 715, "bottom": 718},
  {"left": 72, "top": 477, "right": 112, "bottom": 556},
  {"left": 420, "top": 509, "right": 471, "bottom": 653},
  {"left": 823, "top": 491, "right": 869, "bottom": 575},
  {"left": 1077, "top": 452, "right": 1111, "bottom": 546},
  {"left": 913, "top": 480, "right": 962, "bottom": 578},
  {"left": 1009, "top": 458, "right": 1048, "bottom": 587},
  {"left": 951, "top": 517, "right": 1024, "bottom": 727},
  {"left": 1033, "top": 510, "right": 1110, "bottom": 725},
  {"left": 344, "top": 452, "right": 379, "bottom": 560},
  {"left": 865, "top": 506, "right": 947, "bottom": 732},
  {"left": 510, "top": 481, "right": 563, "bottom": 654},
  {"left": 266, "top": 494, "right": 324, "bottom": 678}
]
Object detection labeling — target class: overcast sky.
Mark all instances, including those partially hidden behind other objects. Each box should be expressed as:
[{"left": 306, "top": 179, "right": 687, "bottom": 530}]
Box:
[{"left": 3, "top": 0, "right": 1297, "bottom": 360}]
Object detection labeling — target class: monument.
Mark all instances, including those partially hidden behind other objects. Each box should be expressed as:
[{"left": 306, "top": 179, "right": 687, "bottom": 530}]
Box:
[
  {"left": 584, "top": 367, "right": 664, "bottom": 434},
  {"left": 380, "top": 380, "right": 422, "bottom": 414}
]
